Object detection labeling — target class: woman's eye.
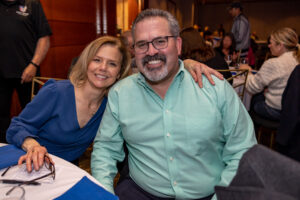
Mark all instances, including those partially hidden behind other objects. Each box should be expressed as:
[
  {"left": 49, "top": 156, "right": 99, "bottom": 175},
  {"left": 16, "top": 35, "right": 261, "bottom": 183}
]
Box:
[
  {"left": 93, "top": 58, "right": 101, "bottom": 62},
  {"left": 109, "top": 62, "right": 117, "bottom": 67}
]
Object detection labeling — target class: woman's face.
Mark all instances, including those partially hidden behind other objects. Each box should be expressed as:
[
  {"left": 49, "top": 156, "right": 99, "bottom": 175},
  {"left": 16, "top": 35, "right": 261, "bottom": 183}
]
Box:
[
  {"left": 222, "top": 36, "right": 232, "bottom": 49},
  {"left": 268, "top": 36, "right": 283, "bottom": 57},
  {"left": 86, "top": 44, "right": 122, "bottom": 90}
]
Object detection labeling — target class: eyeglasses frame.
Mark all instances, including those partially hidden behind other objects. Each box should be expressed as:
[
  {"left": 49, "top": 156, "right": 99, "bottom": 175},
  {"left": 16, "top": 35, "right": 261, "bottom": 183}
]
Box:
[{"left": 133, "top": 35, "right": 176, "bottom": 54}]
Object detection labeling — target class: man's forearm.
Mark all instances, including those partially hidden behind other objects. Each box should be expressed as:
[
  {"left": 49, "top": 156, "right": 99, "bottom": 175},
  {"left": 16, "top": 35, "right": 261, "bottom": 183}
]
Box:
[{"left": 31, "top": 36, "right": 50, "bottom": 65}]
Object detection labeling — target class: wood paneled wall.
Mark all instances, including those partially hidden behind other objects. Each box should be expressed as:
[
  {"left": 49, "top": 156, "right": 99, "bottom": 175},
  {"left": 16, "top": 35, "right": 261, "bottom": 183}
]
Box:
[
  {"left": 11, "top": 0, "right": 117, "bottom": 117},
  {"left": 41, "top": 0, "right": 97, "bottom": 78},
  {"left": 40, "top": 0, "right": 116, "bottom": 78}
]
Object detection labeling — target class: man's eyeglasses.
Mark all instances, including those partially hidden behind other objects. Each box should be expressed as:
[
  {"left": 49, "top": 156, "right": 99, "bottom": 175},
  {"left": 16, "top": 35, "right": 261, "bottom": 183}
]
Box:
[
  {"left": 0, "top": 155, "right": 55, "bottom": 197},
  {"left": 134, "top": 35, "right": 176, "bottom": 54}
]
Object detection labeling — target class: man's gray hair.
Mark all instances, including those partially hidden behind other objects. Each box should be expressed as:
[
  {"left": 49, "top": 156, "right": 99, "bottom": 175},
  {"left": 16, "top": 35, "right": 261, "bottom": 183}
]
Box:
[{"left": 131, "top": 9, "right": 180, "bottom": 40}]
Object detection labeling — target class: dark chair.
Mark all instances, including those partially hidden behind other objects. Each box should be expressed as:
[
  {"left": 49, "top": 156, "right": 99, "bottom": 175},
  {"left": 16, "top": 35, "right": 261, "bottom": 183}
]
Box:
[
  {"left": 215, "top": 145, "right": 300, "bottom": 200},
  {"left": 251, "top": 112, "right": 279, "bottom": 149},
  {"left": 276, "top": 64, "right": 300, "bottom": 161}
]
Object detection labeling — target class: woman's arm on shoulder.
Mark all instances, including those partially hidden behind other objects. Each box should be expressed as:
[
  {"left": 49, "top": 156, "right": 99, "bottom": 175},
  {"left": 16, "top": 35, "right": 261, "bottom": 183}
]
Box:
[{"left": 183, "top": 59, "right": 224, "bottom": 88}]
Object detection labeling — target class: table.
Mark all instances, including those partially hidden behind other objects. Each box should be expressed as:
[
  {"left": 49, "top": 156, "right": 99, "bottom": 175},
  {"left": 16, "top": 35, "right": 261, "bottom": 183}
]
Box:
[{"left": 0, "top": 143, "right": 104, "bottom": 200}]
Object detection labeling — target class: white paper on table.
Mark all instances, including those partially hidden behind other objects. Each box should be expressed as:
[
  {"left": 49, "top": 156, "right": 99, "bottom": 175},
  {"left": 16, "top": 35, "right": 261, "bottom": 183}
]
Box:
[{"left": 7, "top": 163, "right": 59, "bottom": 184}]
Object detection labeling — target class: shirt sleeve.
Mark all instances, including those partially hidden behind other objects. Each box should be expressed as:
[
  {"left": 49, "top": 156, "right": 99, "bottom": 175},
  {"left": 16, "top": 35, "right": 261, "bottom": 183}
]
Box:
[
  {"left": 6, "top": 80, "right": 58, "bottom": 147},
  {"left": 216, "top": 79, "right": 257, "bottom": 187},
  {"left": 246, "top": 59, "right": 278, "bottom": 94},
  {"left": 91, "top": 88, "right": 125, "bottom": 194},
  {"left": 30, "top": 0, "right": 52, "bottom": 38},
  {"left": 233, "top": 17, "right": 248, "bottom": 44}
]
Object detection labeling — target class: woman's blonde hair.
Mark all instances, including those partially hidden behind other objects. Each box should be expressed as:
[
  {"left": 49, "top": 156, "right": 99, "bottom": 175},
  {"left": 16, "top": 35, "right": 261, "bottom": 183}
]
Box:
[
  {"left": 69, "top": 36, "right": 131, "bottom": 87},
  {"left": 271, "top": 27, "right": 300, "bottom": 63}
]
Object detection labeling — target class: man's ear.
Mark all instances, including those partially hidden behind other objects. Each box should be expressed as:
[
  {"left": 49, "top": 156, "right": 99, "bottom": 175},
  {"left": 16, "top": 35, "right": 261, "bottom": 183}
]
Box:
[{"left": 176, "top": 36, "right": 182, "bottom": 56}]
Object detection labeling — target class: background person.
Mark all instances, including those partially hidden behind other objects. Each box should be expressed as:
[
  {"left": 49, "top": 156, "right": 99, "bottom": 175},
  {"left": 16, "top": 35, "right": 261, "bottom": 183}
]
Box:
[
  {"left": 228, "top": 1, "right": 250, "bottom": 58},
  {"left": 0, "top": 0, "right": 52, "bottom": 143},
  {"left": 240, "top": 27, "right": 300, "bottom": 121},
  {"left": 6, "top": 36, "right": 131, "bottom": 172},
  {"left": 215, "top": 32, "right": 238, "bottom": 64},
  {"left": 180, "top": 27, "right": 232, "bottom": 81}
]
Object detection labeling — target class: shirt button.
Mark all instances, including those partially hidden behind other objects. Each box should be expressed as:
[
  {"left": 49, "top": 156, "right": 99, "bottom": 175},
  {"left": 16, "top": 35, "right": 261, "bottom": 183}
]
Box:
[
  {"left": 167, "top": 133, "right": 171, "bottom": 137},
  {"left": 170, "top": 157, "right": 174, "bottom": 161},
  {"left": 173, "top": 181, "right": 177, "bottom": 186}
]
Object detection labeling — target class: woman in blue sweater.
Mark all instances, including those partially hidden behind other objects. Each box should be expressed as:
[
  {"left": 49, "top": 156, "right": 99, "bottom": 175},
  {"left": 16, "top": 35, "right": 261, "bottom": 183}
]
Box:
[{"left": 6, "top": 36, "right": 131, "bottom": 172}]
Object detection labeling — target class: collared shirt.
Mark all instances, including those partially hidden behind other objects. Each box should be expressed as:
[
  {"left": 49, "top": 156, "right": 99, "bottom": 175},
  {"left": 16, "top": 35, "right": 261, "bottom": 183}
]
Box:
[
  {"left": 231, "top": 13, "right": 250, "bottom": 51},
  {"left": 91, "top": 60, "right": 256, "bottom": 199}
]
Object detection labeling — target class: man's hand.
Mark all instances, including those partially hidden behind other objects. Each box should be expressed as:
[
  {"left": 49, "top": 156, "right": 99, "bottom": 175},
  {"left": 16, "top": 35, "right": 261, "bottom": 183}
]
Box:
[
  {"left": 183, "top": 59, "right": 224, "bottom": 88},
  {"left": 21, "top": 64, "right": 37, "bottom": 83}
]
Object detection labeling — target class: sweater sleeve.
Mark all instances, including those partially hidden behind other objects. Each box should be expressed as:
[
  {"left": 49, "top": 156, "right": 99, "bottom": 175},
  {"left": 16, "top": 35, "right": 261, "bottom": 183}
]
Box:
[
  {"left": 245, "top": 59, "right": 278, "bottom": 94},
  {"left": 6, "top": 80, "right": 58, "bottom": 147}
]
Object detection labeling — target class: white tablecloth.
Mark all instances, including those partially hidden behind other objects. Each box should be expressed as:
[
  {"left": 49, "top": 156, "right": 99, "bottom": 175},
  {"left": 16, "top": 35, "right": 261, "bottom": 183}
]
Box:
[{"left": 0, "top": 143, "right": 104, "bottom": 200}]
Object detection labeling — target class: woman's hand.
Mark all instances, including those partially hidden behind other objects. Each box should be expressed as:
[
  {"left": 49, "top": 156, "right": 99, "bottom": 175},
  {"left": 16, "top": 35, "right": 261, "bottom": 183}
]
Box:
[
  {"left": 183, "top": 59, "right": 224, "bottom": 88},
  {"left": 19, "top": 138, "right": 54, "bottom": 172},
  {"left": 239, "top": 64, "right": 252, "bottom": 72}
]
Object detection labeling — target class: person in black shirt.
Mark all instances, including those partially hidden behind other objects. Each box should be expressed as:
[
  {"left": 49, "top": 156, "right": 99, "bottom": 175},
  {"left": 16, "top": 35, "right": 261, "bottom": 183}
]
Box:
[{"left": 0, "top": 0, "right": 52, "bottom": 142}]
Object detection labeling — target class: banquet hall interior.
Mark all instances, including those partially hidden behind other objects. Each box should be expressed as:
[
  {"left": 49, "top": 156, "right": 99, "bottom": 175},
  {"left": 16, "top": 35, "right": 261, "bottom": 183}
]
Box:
[{"left": 4, "top": 0, "right": 300, "bottom": 196}]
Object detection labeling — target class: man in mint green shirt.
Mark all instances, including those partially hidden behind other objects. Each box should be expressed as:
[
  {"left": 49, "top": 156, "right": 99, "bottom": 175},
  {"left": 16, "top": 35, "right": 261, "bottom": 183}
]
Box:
[{"left": 91, "top": 9, "right": 256, "bottom": 200}]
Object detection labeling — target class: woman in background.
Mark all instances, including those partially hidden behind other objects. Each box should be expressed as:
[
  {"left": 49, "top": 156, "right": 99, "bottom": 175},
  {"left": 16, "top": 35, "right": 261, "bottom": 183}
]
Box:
[
  {"left": 180, "top": 27, "right": 232, "bottom": 82},
  {"left": 240, "top": 27, "right": 300, "bottom": 120},
  {"left": 215, "top": 32, "right": 238, "bottom": 65}
]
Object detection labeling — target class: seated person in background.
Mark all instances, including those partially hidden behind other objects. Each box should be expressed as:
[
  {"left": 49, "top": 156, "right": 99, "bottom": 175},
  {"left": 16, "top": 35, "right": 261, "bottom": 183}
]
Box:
[
  {"left": 6, "top": 36, "right": 131, "bottom": 171},
  {"left": 240, "top": 27, "right": 300, "bottom": 121},
  {"left": 6, "top": 35, "right": 223, "bottom": 172},
  {"left": 180, "top": 27, "right": 233, "bottom": 82},
  {"left": 91, "top": 8, "right": 256, "bottom": 200},
  {"left": 120, "top": 30, "right": 138, "bottom": 73},
  {"left": 215, "top": 32, "right": 238, "bottom": 65}
]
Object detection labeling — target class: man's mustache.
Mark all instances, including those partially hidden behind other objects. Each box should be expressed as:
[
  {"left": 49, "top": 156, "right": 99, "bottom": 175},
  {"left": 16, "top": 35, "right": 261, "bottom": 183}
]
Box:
[{"left": 142, "top": 54, "right": 166, "bottom": 66}]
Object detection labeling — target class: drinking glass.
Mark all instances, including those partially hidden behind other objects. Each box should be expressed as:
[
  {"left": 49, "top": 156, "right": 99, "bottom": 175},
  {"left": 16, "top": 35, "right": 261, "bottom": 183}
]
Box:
[
  {"left": 224, "top": 55, "right": 232, "bottom": 66},
  {"left": 239, "top": 57, "right": 248, "bottom": 65}
]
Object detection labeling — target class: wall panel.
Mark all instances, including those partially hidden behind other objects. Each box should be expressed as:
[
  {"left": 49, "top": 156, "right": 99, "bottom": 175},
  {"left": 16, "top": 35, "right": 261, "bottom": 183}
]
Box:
[{"left": 49, "top": 21, "right": 96, "bottom": 47}]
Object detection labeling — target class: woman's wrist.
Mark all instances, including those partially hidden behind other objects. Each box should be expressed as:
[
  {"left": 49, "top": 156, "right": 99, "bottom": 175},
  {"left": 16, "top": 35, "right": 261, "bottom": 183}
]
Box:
[{"left": 22, "top": 137, "right": 41, "bottom": 152}]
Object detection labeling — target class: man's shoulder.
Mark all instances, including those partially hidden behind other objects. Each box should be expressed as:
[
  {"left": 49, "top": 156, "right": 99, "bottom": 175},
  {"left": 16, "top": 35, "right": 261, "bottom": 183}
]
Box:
[{"left": 182, "top": 69, "right": 228, "bottom": 95}]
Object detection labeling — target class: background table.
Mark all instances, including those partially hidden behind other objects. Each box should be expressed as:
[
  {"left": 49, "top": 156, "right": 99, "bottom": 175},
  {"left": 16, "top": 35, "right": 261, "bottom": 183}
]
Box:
[{"left": 0, "top": 143, "right": 105, "bottom": 199}]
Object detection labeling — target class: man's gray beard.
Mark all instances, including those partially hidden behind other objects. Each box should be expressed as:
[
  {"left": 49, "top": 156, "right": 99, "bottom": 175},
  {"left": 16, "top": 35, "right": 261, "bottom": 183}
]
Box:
[{"left": 142, "top": 64, "right": 169, "bottom": 82}]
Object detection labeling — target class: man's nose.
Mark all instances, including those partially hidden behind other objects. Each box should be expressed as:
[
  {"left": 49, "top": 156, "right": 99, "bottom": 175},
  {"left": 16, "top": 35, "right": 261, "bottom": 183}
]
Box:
[{"left": 147, "top": 42, "right": 158, "bottom": 55}]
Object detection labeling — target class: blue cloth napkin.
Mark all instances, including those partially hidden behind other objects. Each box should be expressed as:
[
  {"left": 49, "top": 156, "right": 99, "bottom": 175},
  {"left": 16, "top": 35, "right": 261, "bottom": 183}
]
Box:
[
  {"left": 54, "top": 176, "right": 119, "bottom": 200},
  {"left": 0, "top": 144, "right": 25, "bottom": 170}
]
